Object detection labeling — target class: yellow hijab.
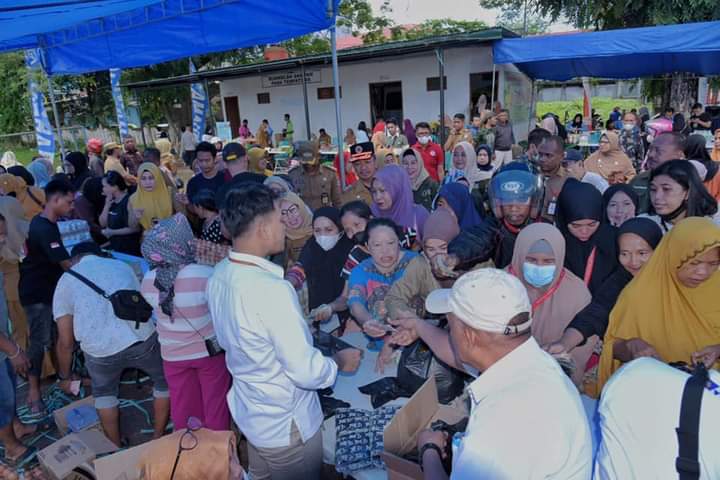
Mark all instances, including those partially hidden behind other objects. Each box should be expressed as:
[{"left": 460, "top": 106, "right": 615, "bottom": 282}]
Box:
[
  {"left": 281, "top": 192, "right": 313, "bottom": 241},
  {"left": 130, "top": 163, "right": 173, "bottom": 230},
  {"left": 248, "top": 147, "right": 269, "bottom": 175},
  {"left": 597, "top": 217, "right": 720, "bottom": 394}
]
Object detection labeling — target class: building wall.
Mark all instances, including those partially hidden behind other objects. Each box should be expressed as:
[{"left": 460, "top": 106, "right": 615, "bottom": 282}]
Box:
[{"left": 219, "top": 45, "right": 530, "bottom": 142}]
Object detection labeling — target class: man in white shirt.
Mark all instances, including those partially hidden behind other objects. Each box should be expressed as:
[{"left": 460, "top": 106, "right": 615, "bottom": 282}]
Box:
[
  {"left": 207, "top": 184, "right": 361, "bottom": 479},
  {"left": 563, "top": 148, "right": 609, "bottom": 193},
  {"left": 595, "top": 357, "right": 720, "bottom": 479},
  {"left": 415, "top": 269, "right": 592, "bottom": 479},
  {"left": 53, "top": 242, "right": 169, "bottom": 446}
]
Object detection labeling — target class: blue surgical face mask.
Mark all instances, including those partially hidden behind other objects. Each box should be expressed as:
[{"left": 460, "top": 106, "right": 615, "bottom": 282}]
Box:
[{"left": 522, "top": 262, "right": 556, "bottom": 288}]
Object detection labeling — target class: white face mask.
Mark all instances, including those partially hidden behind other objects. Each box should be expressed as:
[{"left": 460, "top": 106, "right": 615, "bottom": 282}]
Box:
[
  {"left": 418, "top": 135, "right": 431, "bottom": 145},
  {"left": 623, "top": 123, "right": 635, "bottom": 131},
  {"left": 316, "top": 233, "right": 341, "bottom": 251}
]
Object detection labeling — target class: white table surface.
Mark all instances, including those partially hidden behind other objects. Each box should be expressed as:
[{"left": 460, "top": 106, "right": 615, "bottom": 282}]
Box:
[{"left": 322, "top": 332, "right": 406, "bottom": 480}]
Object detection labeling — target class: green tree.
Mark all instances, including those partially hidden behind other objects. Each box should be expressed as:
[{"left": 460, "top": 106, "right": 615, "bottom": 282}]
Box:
[
  {"left": 391, "top": 19, "right": 489, "bottom": 41},
  {"left": 496, "top": 9, "right": 551, "bottom": 35},
  {"left": 0, "top": 53, "right": 31, "bottom": 135}
]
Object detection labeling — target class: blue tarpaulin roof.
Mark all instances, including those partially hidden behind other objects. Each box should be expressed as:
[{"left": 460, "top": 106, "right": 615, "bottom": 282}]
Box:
[
  {"left": 493, "top": 20, "right": 720, "bottom": 81},
  {"left": 0, "top": 0, "right": 338, "bottom": 75}
]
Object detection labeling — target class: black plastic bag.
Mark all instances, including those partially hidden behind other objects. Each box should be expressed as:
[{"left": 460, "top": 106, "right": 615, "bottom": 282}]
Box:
[
  {"left": 358, "top": 377, "right": 414, "bottom": 409},
  {"left": 396, "top": 340, "right": 466, "bottom": 404},
  {"left": 313, "top": 330, "right": 354, "bottom": 357}
]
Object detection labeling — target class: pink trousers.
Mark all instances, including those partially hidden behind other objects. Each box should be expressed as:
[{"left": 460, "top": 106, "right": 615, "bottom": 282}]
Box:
[{"left": 163, "top": 354, "right": 232, "bottom": 431}]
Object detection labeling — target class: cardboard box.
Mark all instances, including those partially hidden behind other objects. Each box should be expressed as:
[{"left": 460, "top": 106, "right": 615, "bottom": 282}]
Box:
[
  {"left": 53, "top": 396, "right": 101, "bottom": 436},
  {"left": 382, "top": 377, "right": 467, "bottom": 480},
  {"left": 37, "top": 430, "right": 118, "bottom": 480},
  {"left": 93, "top": 442, "right": 146, "bottom": 480}
]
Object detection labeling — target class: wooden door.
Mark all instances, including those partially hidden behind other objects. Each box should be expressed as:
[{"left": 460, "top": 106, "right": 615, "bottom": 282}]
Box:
[{"left": 223, "top": 96, "right": 240, "bottom": 137}]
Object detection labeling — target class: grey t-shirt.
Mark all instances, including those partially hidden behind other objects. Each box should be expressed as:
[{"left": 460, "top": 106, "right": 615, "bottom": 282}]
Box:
[{"left": 181, "top": 130, "right": 197, "bottom": 152}]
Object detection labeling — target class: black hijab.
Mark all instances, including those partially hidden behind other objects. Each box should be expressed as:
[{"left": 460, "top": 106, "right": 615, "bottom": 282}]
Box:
[
  {"left": 617, "top": 217, "right": 663, "bottom": 252},
  {"left": 298, "top": 206, "right": 354, "bottom": 310},
  {"left": 7, "top": 165, "right": 35, "bottom": 186},
  {"left": 684, "top": 134, "right": 718, "bottom": 182},
  {"left": 601, "top": 183, "right": 639, "bottom": 224},
  {"left": 556, "top": 178, "right": 619, "bottom": 294},
  {"left": 64, "top": 151, "right": 92, "bottom": 191}
]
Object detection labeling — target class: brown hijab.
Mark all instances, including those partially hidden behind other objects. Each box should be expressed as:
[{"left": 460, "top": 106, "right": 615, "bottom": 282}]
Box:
[
  {"left": 585, "top": 131, "right": 636, "bottom": 183},
  {"left": 508, "top": 223, "right": 595, "bottom": 386}
]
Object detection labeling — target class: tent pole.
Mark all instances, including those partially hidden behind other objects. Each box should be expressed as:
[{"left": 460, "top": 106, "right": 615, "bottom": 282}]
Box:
[
  {"left": 528, "top": 79, "right": 536, "bottom": 134},
  {"left": 300, "top": 63, "right": 312, "bottom": 141},
  {"left": 437, "top": 48, "right": 446, "bottom": 149},
  {"left": 490, "top": 63, "right": 496, "bottom": 110},
  {"left": 47, "top": 76, "right": 66, "bottom": 159},
  {"left": 330, "top": 19, "right": 345, "bottom": 189}
]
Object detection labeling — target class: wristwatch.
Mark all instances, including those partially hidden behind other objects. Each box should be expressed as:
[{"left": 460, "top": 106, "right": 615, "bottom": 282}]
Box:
[{"left": 419, "top": 443, "right": 443, "bottom": 472}]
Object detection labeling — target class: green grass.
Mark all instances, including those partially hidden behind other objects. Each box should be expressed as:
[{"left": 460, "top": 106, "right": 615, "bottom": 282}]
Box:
[
  {"left": 9, "top": 147, "right": 37, "bottom": 165},
  {"left": 536, "top": 97, "right": 649, "bottom": 124}
]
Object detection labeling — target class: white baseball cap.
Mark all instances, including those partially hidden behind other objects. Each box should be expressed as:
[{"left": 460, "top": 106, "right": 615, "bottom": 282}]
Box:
[{"left": 425, "top": 269, "right": 532, "bottom": 335}]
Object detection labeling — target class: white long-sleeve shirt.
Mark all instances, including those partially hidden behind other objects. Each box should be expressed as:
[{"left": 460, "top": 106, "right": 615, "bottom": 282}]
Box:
[{"left": 207, "top": 251, "right": 337, "bottom": 448}]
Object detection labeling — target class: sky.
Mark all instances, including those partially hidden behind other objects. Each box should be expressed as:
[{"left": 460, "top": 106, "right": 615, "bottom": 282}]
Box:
[{"left": 368, "top": 0, "right": 573, "bottom": 33}]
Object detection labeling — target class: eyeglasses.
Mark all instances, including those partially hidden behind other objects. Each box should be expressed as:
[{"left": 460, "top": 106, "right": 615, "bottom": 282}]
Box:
[
  {"left": 170, "top": 416, "right": 202, "bottom": 480},
  {"left": 281, "top": 205, "right": 299, "bottom": 217}
]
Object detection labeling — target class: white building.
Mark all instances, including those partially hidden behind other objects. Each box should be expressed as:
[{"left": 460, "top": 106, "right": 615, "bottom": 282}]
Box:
[{"left": 125, "top": 29, "right": 532, "bottom": 145}]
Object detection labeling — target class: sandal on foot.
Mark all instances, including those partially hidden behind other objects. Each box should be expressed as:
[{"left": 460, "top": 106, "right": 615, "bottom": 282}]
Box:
[{"left": 5, "top": 445, "right": 37, "bottom": 469}]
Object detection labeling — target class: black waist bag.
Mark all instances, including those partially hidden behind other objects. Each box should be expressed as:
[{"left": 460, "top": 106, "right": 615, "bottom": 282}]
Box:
[
  {"left": 675, "top": 362, "right": 708, "bottom": 480},
  {"left": 67, "top": 269, "right": 153, "bottom": 329}
]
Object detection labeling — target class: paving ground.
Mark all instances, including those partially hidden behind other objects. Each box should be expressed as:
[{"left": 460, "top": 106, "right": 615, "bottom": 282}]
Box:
[{"left": 2, "top": 370, "right": 344, "bottom": 479}]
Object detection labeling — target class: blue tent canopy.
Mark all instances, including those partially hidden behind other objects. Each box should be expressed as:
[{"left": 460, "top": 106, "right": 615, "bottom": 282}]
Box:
[
  {"left": 493, "top": 20, "right": 720, "bottom": 81},
  {"left": 0, "top": 0, "right": 338, "bottom": 75}
]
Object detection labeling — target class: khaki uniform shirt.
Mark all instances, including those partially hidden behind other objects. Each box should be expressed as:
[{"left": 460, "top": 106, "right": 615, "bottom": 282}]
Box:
[
  {"left": 340, "top": 180, "right": 373, "bottom": 206},
  {"left": 444, "top": 128, "right": 475, "bottom": 152},
  {"left": 288, "top": 164, "right": 341, "bottom": 210}
]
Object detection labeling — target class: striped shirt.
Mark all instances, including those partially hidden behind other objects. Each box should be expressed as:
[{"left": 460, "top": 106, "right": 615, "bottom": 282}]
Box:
[{"left": 141, "top": 263, "right": 216, "bottom": 362}]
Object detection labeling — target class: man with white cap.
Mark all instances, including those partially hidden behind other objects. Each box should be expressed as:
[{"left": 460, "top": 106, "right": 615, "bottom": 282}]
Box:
[{"left": 413, "top": 269, "right": 592, "bottom": 479}]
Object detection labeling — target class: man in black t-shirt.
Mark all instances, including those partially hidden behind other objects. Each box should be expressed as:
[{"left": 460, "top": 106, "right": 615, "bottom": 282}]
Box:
[
  {"left": 19, "top": 180, "right": 74, "bottom": 416},
  {"left": 689, "top": 102, "right": 712, "bottom": 132},
  {"left": 215, "top": 142, "right": 265, "bottom": 209},
  {"left": 183, "top": 141, "right": 226, "bottom": 202}
]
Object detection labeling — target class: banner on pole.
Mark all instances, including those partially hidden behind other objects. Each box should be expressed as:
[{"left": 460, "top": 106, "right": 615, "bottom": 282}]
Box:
[
  {"left": 190, "top": 60, "right": 208, "bottom": 141},
  {"left": 24, "top": 49, "right": 55, "bottom": 161},
  {"left": 110, "top": 68, "right": 129, "bottom": 138}
]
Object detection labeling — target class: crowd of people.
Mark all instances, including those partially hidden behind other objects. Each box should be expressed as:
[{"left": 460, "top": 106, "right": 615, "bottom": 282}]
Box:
[{"left": 0, "top": 100, "right": 718, "bottom": 479}]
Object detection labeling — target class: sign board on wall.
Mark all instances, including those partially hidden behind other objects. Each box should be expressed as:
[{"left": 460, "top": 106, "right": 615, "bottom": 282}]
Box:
[
  {"left": 262, "top": 70, "right": 321, "bottom": 88},
  {"left": 216, "top": 121, "right": 232, "bottom": 142}
]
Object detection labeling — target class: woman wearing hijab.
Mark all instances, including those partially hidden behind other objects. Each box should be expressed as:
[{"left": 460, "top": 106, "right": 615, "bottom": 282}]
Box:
[
  {"left": 371, "top": 164, "right": 430, "bottom": 250},
  {"left": 141, "top": 214, "right": 231, "bottom": 431},
  {"left": 264, "top": 175, "right": 294, "bottom": 196},
  {"left": 473, "top": 144, "right": 498, "bottom": 210},
  {"left": 286, "top": 207, "right": 354, "bottom": 322},
  {"left": 584, "top": 132, "right": 636, "bottom": 184},
  {"left": 401, "top": 148, "right": 438, "bottom": 211},
  {"left": 0, "top": 197, "right": 29, "bottom": 349},
  {"left": 443, "top": 142, "right": 481, "bottom": 187},
  {"left": 602, "top": 183, "right": 639, "bottom": 227},
  {"left": 7, "top": 166, "right": 35, "bottom": 188},
  {"left": 556, "top": 178, "right": 619, "bottom": 295},
  {"left": 507, "top": 223, "right": 594, "bottom": 387},
  {"left": 642, "top": 160, "right": 719, "bottom": 233},
  {"left": 371, "top": 131, "right": 387, "bottom": 153},
  {"left": 404, "top": 119, "right": 417, "bottom": 147},
  {"left": 540, "top": 116, "right": 558, "bottom": 136},
  {"left": 1, "top": 151, "right": 20, "bottom": 170},
  {"left": 596, "top": 217, "right": 720, "bottom": 394},
  {"left": 104, "top": 142, "right": 136, "bottom": 185},
  {"left": 436, "top": 182, "right": 484, "bottom": 229},
  {"left": 26, "top": 158, "right": 53, "bottom": 188},
  {"left": 248, "top": 147, "right": 271, "bottom": 176},
  {"left": 618, "top": 112, "right": 645, "bottom": 172},
  {"left": 685, "top": 133, "right": 720, "bottom": 201},
  {"left": 356, "top": 121, "right": 370, "bottom": 143},
  {"left": 279, "top": 192, "right": 313, "bottom": 268},
  {"left": 62, "top": 151, "right": 92, "bottom": 192},
  {"left": 546, "top": 218, "right": 663, "bottom": 370},
  {"left": 0, "top": 174, "right": 45, "bottom": 220},
  {"left": 72, "top": 177, "right": 107, "bottom": 245},
  {"left": 130, "top": 163, "right": 174, "bottom": 232}
]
